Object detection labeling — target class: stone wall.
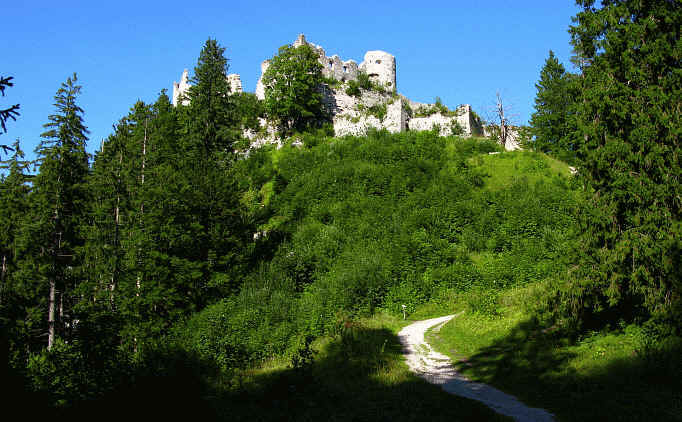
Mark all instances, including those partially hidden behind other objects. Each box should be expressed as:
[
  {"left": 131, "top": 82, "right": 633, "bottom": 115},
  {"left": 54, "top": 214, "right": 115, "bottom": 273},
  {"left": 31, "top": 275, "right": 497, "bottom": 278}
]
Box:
[
  {"left": 324, "top": 87, "right": 406, "bottom": 137},
  {"left": 172, "top": 69, "right": 191, "bottom": 106},
  {"left": 360, "top": 51, "right": 396, "bottom": 90},
  {"left": 227, "top": 74, "right": 243, "bottom": 94},
  {"left": 407, "top": 104, "right": 483, "bottom": 137},
  {"left": 255, "top": 34, "right": 396, "bottom": 100}
]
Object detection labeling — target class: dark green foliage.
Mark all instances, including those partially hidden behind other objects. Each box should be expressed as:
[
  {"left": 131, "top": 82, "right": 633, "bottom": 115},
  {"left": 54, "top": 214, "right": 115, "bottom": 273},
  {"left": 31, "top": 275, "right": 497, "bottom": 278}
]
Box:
[
  {"left": 181, "top": 131, "right": 579, "bottom": 367},
  {"left": 21, "top": 72, "right": 90, "bottom": 350},
  {"left": 184, "top": 38, "right": 237, "bottom": 154},
  {"left": 345, "top": 71, "right": 375, "bottom": 96},
  {"left": 529, "top": 51, "right": 579, "bottom": 164},
  {"left": 563, "top": 0, "right": 682, "bottom": 331},
  {"left": 0, "top": 75, "right": 20, "bottom": 140},
  {"left": 262, "top": 43, "right": 327, "bottom": 135}
]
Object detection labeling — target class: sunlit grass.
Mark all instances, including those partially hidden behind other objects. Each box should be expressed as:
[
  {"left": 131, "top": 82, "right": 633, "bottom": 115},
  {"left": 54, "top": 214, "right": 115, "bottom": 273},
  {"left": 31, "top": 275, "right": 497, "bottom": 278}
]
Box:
[{"left": 424, "top": 284, "right": 682, "bottom": 421}]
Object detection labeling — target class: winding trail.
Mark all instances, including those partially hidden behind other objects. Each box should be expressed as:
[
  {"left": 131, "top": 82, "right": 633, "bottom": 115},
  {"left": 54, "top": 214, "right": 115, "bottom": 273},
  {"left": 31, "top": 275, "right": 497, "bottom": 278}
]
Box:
[{"left": 397, "top": 314, "right": 555, "bottom": 422}]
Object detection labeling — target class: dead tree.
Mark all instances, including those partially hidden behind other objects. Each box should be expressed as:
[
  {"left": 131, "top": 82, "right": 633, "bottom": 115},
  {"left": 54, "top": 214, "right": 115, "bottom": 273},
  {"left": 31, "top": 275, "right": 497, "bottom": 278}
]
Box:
[{"left": 494, "top": 92, "right": 510, "bottom": 147}]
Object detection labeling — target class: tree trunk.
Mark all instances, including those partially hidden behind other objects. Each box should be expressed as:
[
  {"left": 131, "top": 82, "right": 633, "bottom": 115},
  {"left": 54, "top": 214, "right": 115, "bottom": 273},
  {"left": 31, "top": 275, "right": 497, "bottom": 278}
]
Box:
[
  {"left": 48, "top": 277, "right": 56, "bottom": 350},
  {"left": 0, "top": 253, "right": 6, "bottom": 306}
]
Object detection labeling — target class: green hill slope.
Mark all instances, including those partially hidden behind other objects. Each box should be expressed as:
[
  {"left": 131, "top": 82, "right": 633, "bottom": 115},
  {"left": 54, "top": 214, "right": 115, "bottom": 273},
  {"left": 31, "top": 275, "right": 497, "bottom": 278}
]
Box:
[{"left": 179, "top": 130, "right": 581, "bottom": 370}]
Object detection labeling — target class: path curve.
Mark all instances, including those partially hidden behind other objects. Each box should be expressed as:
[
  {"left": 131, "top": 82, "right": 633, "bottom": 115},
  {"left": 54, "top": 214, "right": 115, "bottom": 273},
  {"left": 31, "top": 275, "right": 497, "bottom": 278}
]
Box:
[{"left": 398, "top": 314, "right": 554, "bottom": 422}]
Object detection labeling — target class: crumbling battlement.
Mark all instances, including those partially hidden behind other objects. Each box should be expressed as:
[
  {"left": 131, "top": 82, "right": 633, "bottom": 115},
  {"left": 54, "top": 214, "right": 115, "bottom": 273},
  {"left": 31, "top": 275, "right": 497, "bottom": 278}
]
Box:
[
  {"left": 255, "top": 34, "right": 396, "bottom": 100},
  {"left": 171, "top": 35, "right": 516, "bottom": 150}
]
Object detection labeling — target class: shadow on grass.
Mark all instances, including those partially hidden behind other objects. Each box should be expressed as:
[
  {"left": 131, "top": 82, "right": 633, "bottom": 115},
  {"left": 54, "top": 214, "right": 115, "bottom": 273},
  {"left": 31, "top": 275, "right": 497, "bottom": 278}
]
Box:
[
  {"left": 447, "top": 318, "right": 682, "bottom": 422},
  {"left": 211, "top": 325, "right": 510, "bottom": 421},
  {"left": 8, "top": 325, "right": 511, "bottom": 422}
]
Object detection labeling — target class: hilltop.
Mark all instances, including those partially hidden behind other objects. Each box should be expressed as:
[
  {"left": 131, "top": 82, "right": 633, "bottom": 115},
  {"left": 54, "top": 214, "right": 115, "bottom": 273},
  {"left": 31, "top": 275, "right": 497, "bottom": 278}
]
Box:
[{"left": 171, "top": 34, "right": 522, "bottom": 151}]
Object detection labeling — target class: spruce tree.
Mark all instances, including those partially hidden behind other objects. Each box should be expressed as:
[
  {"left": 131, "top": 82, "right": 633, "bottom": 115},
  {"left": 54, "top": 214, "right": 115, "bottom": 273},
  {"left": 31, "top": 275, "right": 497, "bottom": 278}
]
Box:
[
  {"left": 529, "top": 51, "right": 578, "bottom": 163},
  {"left": 30, "top": 73, "right": 90, "bottom": 349},
  {"left": 0, "top": 141, "right": 30, "bottom": 290},
  {"left": 184, "top": 38, "right": 236, "bottom": 156},
  {"left": 567, "top": 1, "right": 681, "bottom": 329},
  {"left": 0, "top": 141, "right": 31, "bottom": 362}
]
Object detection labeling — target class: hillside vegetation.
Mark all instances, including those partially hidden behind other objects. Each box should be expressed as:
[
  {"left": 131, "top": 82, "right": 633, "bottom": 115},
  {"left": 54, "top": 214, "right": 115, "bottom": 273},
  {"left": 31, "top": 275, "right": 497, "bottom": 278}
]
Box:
[
  {"left": 2, "top": 1, "right": 679, "bottom": 418},
  {"left": 177, "top": 131, "right": 580, "bottom": 372}
]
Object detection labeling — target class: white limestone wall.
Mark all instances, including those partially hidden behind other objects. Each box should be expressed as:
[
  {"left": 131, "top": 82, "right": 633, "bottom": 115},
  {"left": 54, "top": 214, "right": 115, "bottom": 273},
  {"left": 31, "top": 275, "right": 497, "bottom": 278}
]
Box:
[
  {"left": 483, "top": 126, "right": 522, "bottom": 151},
  {"left": 407, "top": 105, "right": 478, "bottom": 137},
  {"left": 227, "top": 74, "right": 243, "bottom": 94},
  {"left": 360, "top": 51, "right": 397, "bottom": 91},
  {"left": 409, "top": 113, "right": 461, "bottom": 137},
  {"left": 172, "top": 69, "right": 190, "bottom": 106},
  {"left": 329, "top": 88, "right": 406, "bottom": 137},
  {"left": 255, "top": 60, "right": 271, "bottom": 100}
]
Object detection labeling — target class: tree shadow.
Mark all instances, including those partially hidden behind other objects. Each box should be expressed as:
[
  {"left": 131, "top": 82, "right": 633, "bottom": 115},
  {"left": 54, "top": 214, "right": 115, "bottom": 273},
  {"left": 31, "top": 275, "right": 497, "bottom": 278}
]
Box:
[
  {"left": 209, "top": 325, "right": 511, "bottom": 421},
  {"left": 447, "top": 318, "right": 682, "bottom": 422},
  {"left": 9, "top": 324, "right": 512, "bottom": 421}
]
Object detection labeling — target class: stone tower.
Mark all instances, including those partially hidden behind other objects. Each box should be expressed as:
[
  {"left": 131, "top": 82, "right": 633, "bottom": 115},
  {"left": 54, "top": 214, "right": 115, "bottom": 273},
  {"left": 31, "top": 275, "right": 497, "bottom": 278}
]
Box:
[
  {"left": 172, "top": 69, "right": 191, "bottom": 106},
  {"left": 360, "top": 51, "right": 397, "bottom": 91}
]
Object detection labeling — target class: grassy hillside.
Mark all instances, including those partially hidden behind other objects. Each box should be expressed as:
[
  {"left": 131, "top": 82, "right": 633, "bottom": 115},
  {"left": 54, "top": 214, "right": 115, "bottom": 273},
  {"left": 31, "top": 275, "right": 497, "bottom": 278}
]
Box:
[
  {"left": 426, "top": 286, "right": 682, "bottom": 421},
  {"left": 177, "top": 130, "right": 581, "bottom": 375}
]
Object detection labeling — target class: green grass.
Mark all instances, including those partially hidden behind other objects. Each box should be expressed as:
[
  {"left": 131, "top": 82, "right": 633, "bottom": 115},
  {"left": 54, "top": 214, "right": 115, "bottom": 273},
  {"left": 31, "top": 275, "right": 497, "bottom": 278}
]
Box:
[
  {"left": 468, "top": 150, "right": 573, "bottom": 192},
  {"left": 425, "top": 285, "right": 682, "bottom": 421},
  {"left": 208, "top": 313, "right": 511, "bottom": 421}
]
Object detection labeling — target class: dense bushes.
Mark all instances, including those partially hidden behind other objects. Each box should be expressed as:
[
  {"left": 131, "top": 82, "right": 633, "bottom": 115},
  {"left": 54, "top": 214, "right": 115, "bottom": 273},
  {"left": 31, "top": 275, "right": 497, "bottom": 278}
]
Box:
[{"left": 181, "top": 131, "right": 580, "bottom": 367}]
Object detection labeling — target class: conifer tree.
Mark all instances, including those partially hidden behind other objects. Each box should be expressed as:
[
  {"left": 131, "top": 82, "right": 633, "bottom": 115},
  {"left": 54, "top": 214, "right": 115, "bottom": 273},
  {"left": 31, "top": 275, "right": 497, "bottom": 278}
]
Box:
[
  {"left": 0, "top": 141, "right": 31, "bottom": 361},
  {"left": 0, "top": 141, "right": 30, "bottom": 290},
  {"left": 529, "top": 51, "right": 578, "bottom": 163},
  {"left": 29, "top": 73, "right": 90, "bottom": 349},
  {"left": 567, "top": 0, "right": 681, "bottom": 329},
  {"left": 0, "top": 75, "right": 20, "bottom": 155},
  {"left": 184, "top": 38, "right": 236, "bottom": 156}
]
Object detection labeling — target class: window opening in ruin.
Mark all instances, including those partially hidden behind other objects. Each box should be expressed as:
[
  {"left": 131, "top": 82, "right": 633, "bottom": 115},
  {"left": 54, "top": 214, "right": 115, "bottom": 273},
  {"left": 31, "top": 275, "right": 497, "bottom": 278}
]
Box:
[
  {"left": 343, "top": 65, "right": 347, "bottom": 73},
  {"left": 376, "top": 60, "right": 382, "bottom": 64},
  {"left": 329, "top": 60, "right": 333, "bottom": 69}
]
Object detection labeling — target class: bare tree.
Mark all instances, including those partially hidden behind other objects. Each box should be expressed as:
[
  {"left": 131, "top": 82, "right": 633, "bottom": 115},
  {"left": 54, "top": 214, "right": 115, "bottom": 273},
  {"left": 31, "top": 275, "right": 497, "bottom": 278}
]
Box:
[
  {"left": 484, "top": 91, "right": 519, "bottom": 149},
  {"left": 495, "top": 92, "right": 510, "bottom": 147}
]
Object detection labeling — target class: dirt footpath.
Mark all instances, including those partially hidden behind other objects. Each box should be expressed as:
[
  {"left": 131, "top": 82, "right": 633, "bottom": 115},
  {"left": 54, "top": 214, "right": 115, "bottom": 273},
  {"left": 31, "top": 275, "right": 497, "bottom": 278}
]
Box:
[{"left": 397, "top": 314, "right": 555, "bottom": 422}]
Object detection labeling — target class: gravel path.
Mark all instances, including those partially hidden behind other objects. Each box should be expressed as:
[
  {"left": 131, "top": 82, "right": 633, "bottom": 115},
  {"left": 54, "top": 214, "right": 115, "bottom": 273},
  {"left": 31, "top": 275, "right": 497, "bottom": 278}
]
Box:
[{"left": 398, "top": 314, "right": 555, "bottom": 422}]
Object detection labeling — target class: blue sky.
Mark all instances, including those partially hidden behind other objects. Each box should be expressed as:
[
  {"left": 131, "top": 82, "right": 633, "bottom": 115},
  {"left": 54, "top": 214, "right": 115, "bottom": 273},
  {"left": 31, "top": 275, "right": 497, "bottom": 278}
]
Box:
[{"left": 4, "top": 0, "right": 581, "bottom": 161}]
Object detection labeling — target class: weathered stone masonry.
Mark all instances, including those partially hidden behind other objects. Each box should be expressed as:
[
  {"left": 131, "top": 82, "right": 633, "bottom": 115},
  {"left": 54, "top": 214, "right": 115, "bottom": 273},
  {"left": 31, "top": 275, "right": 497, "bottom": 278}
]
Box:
[{"left": 171, "top": 35, "right": 523, "bottom": 150}]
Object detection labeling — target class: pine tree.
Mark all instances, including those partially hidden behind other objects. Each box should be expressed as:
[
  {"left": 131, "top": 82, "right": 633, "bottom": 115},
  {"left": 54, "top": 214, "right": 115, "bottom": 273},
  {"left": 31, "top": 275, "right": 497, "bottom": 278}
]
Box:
[
  {"left": 30, "top": 73, "right": 90, "bottom": 349},
  {"left": 567, "top": 1, "right": 681, "bottom": 329},
  {"left": 529, "top": 51, "right": 578, "bottom": 163}
]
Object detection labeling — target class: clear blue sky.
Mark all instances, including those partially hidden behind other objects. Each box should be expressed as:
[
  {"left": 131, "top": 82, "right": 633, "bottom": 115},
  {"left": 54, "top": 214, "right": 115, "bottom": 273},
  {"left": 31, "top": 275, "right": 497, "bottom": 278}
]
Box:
[{"left": 4, "top": 0, "right": 581, "bottom": 161}]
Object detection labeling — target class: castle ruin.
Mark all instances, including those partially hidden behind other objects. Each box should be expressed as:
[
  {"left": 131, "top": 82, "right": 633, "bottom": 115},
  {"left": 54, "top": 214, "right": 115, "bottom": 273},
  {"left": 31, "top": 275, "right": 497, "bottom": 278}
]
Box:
[
  {"left": 170, "top": 35, "right": 524, "bottom": 149},
  {"left": 255, "top": 34, "right": 397, "bottom": 100}
]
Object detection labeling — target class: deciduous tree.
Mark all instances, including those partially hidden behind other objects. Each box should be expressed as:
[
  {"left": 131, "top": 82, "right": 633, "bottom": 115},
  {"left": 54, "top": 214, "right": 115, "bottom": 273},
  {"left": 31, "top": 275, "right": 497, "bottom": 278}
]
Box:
[{"left": 262, "top": 44, "right": 326, "bottom": 135}]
